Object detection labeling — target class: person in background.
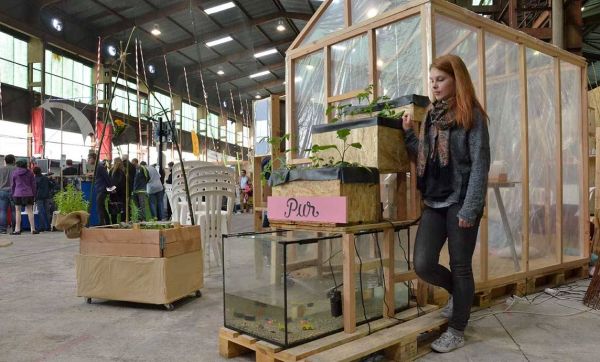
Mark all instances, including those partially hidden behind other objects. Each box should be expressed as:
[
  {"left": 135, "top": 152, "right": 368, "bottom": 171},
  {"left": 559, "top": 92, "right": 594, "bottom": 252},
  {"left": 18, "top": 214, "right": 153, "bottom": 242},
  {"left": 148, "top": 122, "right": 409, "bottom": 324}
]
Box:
[
  {"left": 11, "top": 159, "right": 38, "bottom": 235},
  {"left": 88, "top": 153, "right": 112, "bottom": 226},
  {"left": 165, "top": 161, "right": 174, "bottom": 220},
  {"left": 122, "top": 155, "right": 137, "bottom": 201},
  {"left": 0, "top": 154, "right": 16, "bottom": 234},
  {"left": 402, "top": 54, "right": 490, "bottom": 353},
  {"left": 109, "top": 158, "right": 126, "bottom": 223},
  {"left": 62, "top": 159, "right": 78, "bottom": 176},
  {"left": 147, "top": 164, "right": 164, "bottom": 221},
  {"left": 33, "top": 167, "right": 52, "bottom": 232},
  {"left": 133, "top": 160, "right": 150, "bottom": 221},
  {"left": 239, "top": 169, "right": 251, "bottom": 213}
]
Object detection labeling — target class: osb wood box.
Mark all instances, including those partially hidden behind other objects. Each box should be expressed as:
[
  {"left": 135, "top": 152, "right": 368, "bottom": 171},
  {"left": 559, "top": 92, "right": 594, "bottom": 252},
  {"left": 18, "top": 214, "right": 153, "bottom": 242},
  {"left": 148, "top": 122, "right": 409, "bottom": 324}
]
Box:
[
  {"left": 312, "top": 117, "right": 409, "bottom": 174},
  {"left": 75, "top": 250, "right": 203, "bottom": 305},
  {"left": 343, "top": 94, "right": 430, "bottom": 123},
  {"left": 80, "top": 224, "right": 201, "bottom": 258},
  {"left": 270, "top": 167, "right": 381, "bottom": 225}
]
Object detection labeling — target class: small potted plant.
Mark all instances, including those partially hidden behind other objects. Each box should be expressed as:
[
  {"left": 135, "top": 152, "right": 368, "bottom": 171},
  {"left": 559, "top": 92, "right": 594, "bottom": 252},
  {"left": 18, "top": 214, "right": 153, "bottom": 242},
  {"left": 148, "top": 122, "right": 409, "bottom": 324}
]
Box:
[
  {"left": 54, "top": 184, "right": 90, "bottom": 239},
  {"left": 269, "top": 129, "right": 380, "bottom": 225}
]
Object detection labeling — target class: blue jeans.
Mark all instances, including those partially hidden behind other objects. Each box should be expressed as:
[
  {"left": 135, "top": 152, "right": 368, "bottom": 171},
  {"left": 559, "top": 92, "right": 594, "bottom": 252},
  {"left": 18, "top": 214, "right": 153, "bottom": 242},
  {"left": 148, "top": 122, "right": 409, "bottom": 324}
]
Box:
[
  {"left": 413, "top": 204, "right": 481, "bottom": 332},
  {"left": 0, "top": 189, "right": 14, "bottom": 232},
  {"left": 148, "top": 190, "right": 165, "bottom": 221},
  {"left": 35, "top": 199, "right": 52, "bottom": 231}
]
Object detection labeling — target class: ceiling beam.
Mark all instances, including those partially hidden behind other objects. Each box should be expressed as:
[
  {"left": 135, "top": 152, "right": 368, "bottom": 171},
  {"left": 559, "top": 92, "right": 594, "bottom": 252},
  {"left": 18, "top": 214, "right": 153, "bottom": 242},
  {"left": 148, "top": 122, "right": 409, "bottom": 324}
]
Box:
[
  {"left": 145, "top": 11, "right": 312, "bottom": 59},
  {"left": 236, "top": 78, "right": 285, "bottom": 96},
  {"left": 210, "top": 61, "right": 286, "bottom": 86},
  {"left": 177, "top": 37, "right": 293, "bottom": 80},
  {"left": 99, "top": 0, "right": 198, "bottom": 37}
]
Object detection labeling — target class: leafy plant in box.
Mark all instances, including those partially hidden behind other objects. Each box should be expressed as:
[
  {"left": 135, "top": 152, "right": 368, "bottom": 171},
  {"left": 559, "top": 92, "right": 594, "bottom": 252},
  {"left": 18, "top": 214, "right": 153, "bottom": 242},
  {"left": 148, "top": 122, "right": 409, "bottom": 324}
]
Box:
[
  {"left": 308, "top": 128, "right": 362, "bottom": 168},
  {"left": 53, "top": 184, "right": 89, "bottom": 215}
]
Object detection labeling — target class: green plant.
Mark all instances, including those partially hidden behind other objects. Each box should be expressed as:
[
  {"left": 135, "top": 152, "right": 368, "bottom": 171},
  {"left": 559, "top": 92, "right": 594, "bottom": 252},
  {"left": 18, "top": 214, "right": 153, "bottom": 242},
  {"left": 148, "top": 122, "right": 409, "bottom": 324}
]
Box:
[
  {"left": 259, "top": 134, "right": 297, "bottom": 185},
  {"left": 53, "top": 184, "right": 89, "bottom": 215},
  {"left": 129, "top": 200, "right": 140, "bottom": 223},
  {"left": 325, "top": 103, "right": 351, "bottom": 123},
  {"left": 346, "top": 84, "right": 405, "bottom": 120},
  {"left": 308, "top": 128, "right": 362, "bottom": 168}
]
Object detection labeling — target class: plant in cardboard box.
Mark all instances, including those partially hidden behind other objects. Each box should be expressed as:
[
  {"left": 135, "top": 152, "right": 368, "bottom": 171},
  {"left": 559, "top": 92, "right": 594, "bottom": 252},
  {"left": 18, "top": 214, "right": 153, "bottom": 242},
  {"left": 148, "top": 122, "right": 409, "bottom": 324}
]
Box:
[
  {"left": 54, "top": 184, "right": 90, "bottom": 238},
  {"left": 268, "top": 128, "right": 381, "bottom": 225}
]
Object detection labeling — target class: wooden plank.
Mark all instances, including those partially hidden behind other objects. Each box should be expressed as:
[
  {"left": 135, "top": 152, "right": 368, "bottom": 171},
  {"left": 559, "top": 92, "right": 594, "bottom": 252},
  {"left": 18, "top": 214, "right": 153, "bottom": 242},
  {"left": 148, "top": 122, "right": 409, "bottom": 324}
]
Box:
[
  {"left": 383, "top": 229, "right": 395, "bottom": 317},
  {"left": 554, "top": 58, "right": 563, "bottom": 265},
  {"left": 478, "top": 26, "right": 488, "bottom": 283},
  {"left": 519, "top": 44, "right": 530, "bottom": 272},
  {"left": 394, "top": 270, "right": 417, "bottom": 283},
  {"left": 343, "top": 233, "right": 356, "bottom": 333},
  {"left": 324, "top": 45, "right": 331, "bottom": 122},
  {"left": 305, "top": 310, "right": 446, "bottom": 362},
  {"left": 275, "top": 305, "right": 438, "bottom": 362},
  {"left": 344, "top": 0, "right": 351, "bottom": 28},
  {"left": 368, "top": 28, "right": 377, "bottom": 99},
  {"left": 286, "top": 57, "right": 296, "bottom": 161},
  {"left": 289, "top": 0, "right": 333, "bottom": 51},
  {"left": 326, "top": 90, "right": 362, "bottom": 104},
  {"left": 582, "top": 66, "right": 591, "bottom": 258}
]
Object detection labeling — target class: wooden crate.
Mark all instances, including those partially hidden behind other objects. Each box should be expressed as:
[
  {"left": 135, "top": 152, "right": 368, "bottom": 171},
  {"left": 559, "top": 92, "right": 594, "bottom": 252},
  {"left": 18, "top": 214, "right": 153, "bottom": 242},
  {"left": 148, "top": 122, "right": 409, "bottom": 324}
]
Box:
[
  {"left": 312, "top": 117, "right": 409, "bottom": 173},
  {"left": 473, "top": 280, "right": 527, "bottom": 308},
  {"left": 219, "top": 305, "right": 439, "bottom": 362},
  {"left": 80, "top": 224, "right": 201, "bottom": 258},
  {"left": 271, "top": 180, "right": 380, "bottom": 224}
]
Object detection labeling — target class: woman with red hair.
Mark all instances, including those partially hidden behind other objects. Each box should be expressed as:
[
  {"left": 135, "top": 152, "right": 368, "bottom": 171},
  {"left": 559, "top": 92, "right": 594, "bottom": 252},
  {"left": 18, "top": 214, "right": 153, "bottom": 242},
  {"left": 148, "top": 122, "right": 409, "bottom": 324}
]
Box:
[{"left": 403, "top": 54, "right": 490, "bottom": 353}]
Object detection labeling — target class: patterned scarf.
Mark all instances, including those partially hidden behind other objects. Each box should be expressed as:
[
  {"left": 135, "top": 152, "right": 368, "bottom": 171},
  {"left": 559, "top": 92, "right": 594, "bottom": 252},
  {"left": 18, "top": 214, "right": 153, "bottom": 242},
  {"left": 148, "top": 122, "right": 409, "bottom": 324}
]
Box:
[{"left": 417, "top": 99, "right": 455, "bottom": 177}]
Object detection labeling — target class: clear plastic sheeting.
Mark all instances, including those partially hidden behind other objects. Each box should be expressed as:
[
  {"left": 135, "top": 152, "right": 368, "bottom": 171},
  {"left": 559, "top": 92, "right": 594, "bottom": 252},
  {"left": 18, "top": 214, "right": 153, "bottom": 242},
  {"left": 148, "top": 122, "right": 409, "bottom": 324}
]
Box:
[
  {"left": 434, "top": 14, "right": 479, "bottom": 95},
  {"left": 331, "top": 35, "right": 369, "bottom": 97},
  {"left": 254, "top": 98, "right": 271, "bottom": 156},
  {"left": 301, "top": 0, "right": 345, "bottom": 46},
  {"left": 484, "top": 33, "right": 523, "bottom": 278},
  {"left": 351, "top": 0, "right": 411, "bottom": 25},
  {"left": 294, "top": 51, "right": 325, "bottom": 158},
  {"left": 560, "top": 61, "right": 584, "bottom": 261},
  {"left": 526, "top": 49, "right": 559, "bottom": 270},
  {"left": 376, "top": 15, "right": 422, "bottom": 100}
]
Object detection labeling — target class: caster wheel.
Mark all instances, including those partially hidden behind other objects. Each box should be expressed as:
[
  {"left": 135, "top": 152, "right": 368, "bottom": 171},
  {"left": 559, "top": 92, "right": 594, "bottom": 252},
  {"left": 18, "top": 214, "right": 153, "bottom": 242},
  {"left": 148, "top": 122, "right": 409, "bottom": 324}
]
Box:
[
  {"left": 164, "top": 303, "right": 174, "bottom": 311},
  {"left": 195, "top": 290, "right": 202, "bottom": 298},
  {"left": 85, "top": 298, "right": 92, "bottom": 304}
]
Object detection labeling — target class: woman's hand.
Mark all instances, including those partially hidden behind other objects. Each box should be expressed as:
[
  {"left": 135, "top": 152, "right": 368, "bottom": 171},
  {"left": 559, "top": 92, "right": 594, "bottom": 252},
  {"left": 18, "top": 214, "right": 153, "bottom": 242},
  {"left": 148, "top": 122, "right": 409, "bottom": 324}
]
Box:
[
  {"left": 458, "top": 217, "right": 473, "bottom": 228},
  {"left": 402, "top": 113, "right": 413, "bottom": 131}
]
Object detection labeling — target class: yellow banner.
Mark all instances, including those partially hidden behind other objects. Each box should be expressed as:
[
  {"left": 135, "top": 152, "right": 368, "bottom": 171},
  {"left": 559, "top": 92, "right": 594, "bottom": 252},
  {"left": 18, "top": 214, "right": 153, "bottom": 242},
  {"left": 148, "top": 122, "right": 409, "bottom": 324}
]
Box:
[{"left": 191, "top": 132, "right": 200, "bottom": 158}]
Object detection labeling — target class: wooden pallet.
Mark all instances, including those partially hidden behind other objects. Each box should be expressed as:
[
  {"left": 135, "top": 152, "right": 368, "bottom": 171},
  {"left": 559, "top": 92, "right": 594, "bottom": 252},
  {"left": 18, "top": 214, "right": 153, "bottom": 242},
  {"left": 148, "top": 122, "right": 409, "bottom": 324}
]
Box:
[
  {"left": 218, "top": 304, "right": 438, "bottom": 362},
  {"left": 473, "top": 280, "right": 527, "bottom": 308},
  {"left": 306, "top": 310, "right": 447, "bottom": 362}
]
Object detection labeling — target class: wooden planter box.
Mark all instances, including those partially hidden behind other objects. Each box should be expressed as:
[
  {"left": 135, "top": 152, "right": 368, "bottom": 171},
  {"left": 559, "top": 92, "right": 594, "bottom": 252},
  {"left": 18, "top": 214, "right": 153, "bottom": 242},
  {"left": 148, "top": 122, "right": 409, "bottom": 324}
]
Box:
[
  {"left": 80, "top": 224, "right": 201, "bottom": 258},
  {"left": 312, "top": 117, "right": 409, "bottom": 173},
  {"left": 343, "top": 94, "right": 430, "bottom": 123},
  {"left": 269, "top": 167, "right": 381, "bottom": 225}
]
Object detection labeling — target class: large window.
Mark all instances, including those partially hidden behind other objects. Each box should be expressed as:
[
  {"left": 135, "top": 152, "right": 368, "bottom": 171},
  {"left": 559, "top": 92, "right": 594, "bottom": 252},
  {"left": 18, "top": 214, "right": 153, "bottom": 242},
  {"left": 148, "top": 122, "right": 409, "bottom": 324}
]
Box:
[
  {"left": 181, "top": 102, "right": 198, "bottom": 132},
  {"left": 226, "top": 119, "right": 236, "bottom": 144},
  {"left": 149, "top": 91, "right": 172, "bottom": 119},
  {"left": 208, "top": 112, "right": 220, "bottom": 139},
  {"left": 243, "top": 126, "right": 250, "bottom": 148},
  {"left": 110, "top": 76, "right": 147, "bottom": 117},
  {"left": 0, "top": 31, "right": 27, "bottom": 89},
  {"left": 45, "top": 50, "right": 93, "bottom": 103},
  {"left": 0, "top": 120, "right": 27, "bottom": 157}
]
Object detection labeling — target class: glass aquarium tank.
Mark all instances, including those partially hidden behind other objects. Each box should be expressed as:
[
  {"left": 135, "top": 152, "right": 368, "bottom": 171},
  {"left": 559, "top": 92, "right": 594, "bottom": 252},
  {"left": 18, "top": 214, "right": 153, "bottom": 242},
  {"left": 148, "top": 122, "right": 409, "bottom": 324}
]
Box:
[{"left": 222, "top": 230, "right": 410, "bottom": 347}]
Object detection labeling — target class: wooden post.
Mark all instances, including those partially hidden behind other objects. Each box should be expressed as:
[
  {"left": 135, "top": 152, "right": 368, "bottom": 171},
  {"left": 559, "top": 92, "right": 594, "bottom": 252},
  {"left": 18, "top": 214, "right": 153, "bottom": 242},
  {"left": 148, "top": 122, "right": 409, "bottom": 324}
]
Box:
[
  {"left": 343, "top": 233, "right": 356, "bottom": 333},
  {"left": 383, "top": 228, "right": 395, "bottom": 317},
  {"left": 478, "top": 26, "right": 489, "bottom": 282},
  {"left": 554, "top": 58, "right": 563, "bottom": 264},
  {"left": 519, "top": 44, "right": 530, "bottom": 271}
]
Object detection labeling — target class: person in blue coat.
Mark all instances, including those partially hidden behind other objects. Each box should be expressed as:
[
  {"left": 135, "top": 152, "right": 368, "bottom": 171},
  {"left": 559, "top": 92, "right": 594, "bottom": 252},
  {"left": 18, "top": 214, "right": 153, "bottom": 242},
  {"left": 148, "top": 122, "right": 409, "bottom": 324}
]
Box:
[{"left": 88, "top": 153, "right": 113, "bottom": 226}]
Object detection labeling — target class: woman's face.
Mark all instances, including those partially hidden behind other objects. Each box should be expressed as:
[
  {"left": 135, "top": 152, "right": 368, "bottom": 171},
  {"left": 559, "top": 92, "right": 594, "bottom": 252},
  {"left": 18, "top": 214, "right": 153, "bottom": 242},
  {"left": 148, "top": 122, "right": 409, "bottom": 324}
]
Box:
[{"left": 429, "top": 67, "right": 455, "bottom": 101}]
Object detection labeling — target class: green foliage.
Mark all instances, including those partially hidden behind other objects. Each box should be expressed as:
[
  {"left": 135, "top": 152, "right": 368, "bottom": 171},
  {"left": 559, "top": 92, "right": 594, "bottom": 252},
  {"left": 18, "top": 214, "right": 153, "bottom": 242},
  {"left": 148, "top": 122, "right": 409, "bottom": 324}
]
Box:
[
  {"left": 53, "top": 185, "right": 88, "bottom": 215},
  {"left": 129, "top": 200, "right": 140, "bottom": 224},
  {"left": 307, "top": 128, "right": 363, "bottom": 168},
  {"left": 345, "top": 84, "right": 405, "bottom": 120},
  {"left": 259, "top": 134, "right": 297, "bottom": 185},
  {"left": 326, "top": 103, "right": 351, "bottom": 123}
]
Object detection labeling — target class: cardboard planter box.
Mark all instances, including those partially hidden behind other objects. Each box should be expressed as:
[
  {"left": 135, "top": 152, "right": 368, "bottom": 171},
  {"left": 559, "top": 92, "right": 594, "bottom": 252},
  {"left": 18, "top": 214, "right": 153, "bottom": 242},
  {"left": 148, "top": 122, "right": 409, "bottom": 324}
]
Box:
[
  {"left": 269, "top": 167, "right": 381, "bottom": 225},
  {"left": 343, "top": 94, "right": 430, "bottom": 123},
  {"left": 75, "top": 250, "right": 203, "bottom": 305},
  {"left": 80, "top": 224, "right": 201, "bottom": 258}
]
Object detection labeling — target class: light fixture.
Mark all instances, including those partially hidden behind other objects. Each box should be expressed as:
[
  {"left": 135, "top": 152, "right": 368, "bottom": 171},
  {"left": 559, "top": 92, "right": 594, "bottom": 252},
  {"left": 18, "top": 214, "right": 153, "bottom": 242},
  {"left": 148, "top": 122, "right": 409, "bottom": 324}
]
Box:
[
  {"left": 51, "top": 18, "right": 63, "bottom": 32},
  {"left": 332, "top": 44, "right": 346, "bottom": 51},
  {"left": 295, "top": 76, "right": 302, "bottom": 82},
  {"left": 306, "top": 65, "right": 314, "bottom": 70},
  {"left": 223, "top": 101, "right": 228, "bottom": 107},
  {"left": 107, "top": 45, "right": 118, "bottom": 57},
  {"left": 255, "top": 94, "right": 261, "bottom": 99},
  {"left": 151, "top": 24, "right": 161, "bottom": 36},
  {"left": 249, "top": 70, "right": 271, "bottom": 78},
  {"left": 582, "top": 6, "right": 585, "bottom": 11},
  {"left": 217, "top": 69, "right": 225, "bottom": 75},
  {"left": 276, "top": 20, "right": 286, "bottom": 32},
  {"left": 366, "top": 8, "right": 378, "bottom": 18},
  {"left": 205, "top": 2, "right": 236, "bottom": 15},
  {"left": 376, "top": 59, "right": 384, "bottom": 68},
  {"left": 254, "top": 48, "right": 278, "bottom": 58},
  {"left": 206, "top": 36, "right": 233, "bottom": 47},
  {"left": 147, "top": 64, "right": 156, "bottom": 74}
]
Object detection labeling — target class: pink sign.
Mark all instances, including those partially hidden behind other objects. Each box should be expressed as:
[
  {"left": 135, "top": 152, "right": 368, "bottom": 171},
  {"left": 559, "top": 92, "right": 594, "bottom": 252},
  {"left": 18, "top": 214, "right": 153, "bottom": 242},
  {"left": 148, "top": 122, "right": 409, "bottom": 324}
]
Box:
[{"left": 267, "top": 196, "right": 347, "bottom": 223}]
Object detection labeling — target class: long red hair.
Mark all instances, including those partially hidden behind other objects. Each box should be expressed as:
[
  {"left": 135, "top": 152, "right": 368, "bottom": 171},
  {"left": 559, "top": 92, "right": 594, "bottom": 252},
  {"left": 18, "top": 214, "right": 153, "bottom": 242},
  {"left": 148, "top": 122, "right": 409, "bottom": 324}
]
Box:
[{"left": 430, "top": 54, "right": 488, "bottom": 130}]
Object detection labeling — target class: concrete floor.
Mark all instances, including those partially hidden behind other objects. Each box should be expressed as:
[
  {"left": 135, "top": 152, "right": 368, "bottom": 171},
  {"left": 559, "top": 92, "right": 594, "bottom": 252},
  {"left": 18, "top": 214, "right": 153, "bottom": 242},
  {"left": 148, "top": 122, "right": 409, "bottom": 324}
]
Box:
[{"left": 1, "top": 213, "right": 599, "bottom": 362}]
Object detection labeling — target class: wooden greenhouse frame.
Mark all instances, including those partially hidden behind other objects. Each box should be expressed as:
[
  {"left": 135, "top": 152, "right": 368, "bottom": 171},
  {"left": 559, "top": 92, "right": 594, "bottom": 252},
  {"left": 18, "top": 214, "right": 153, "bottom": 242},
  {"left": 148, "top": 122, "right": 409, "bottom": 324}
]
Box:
[{"left": 284, "top": 0, "right": 590, "bottom": 308}]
